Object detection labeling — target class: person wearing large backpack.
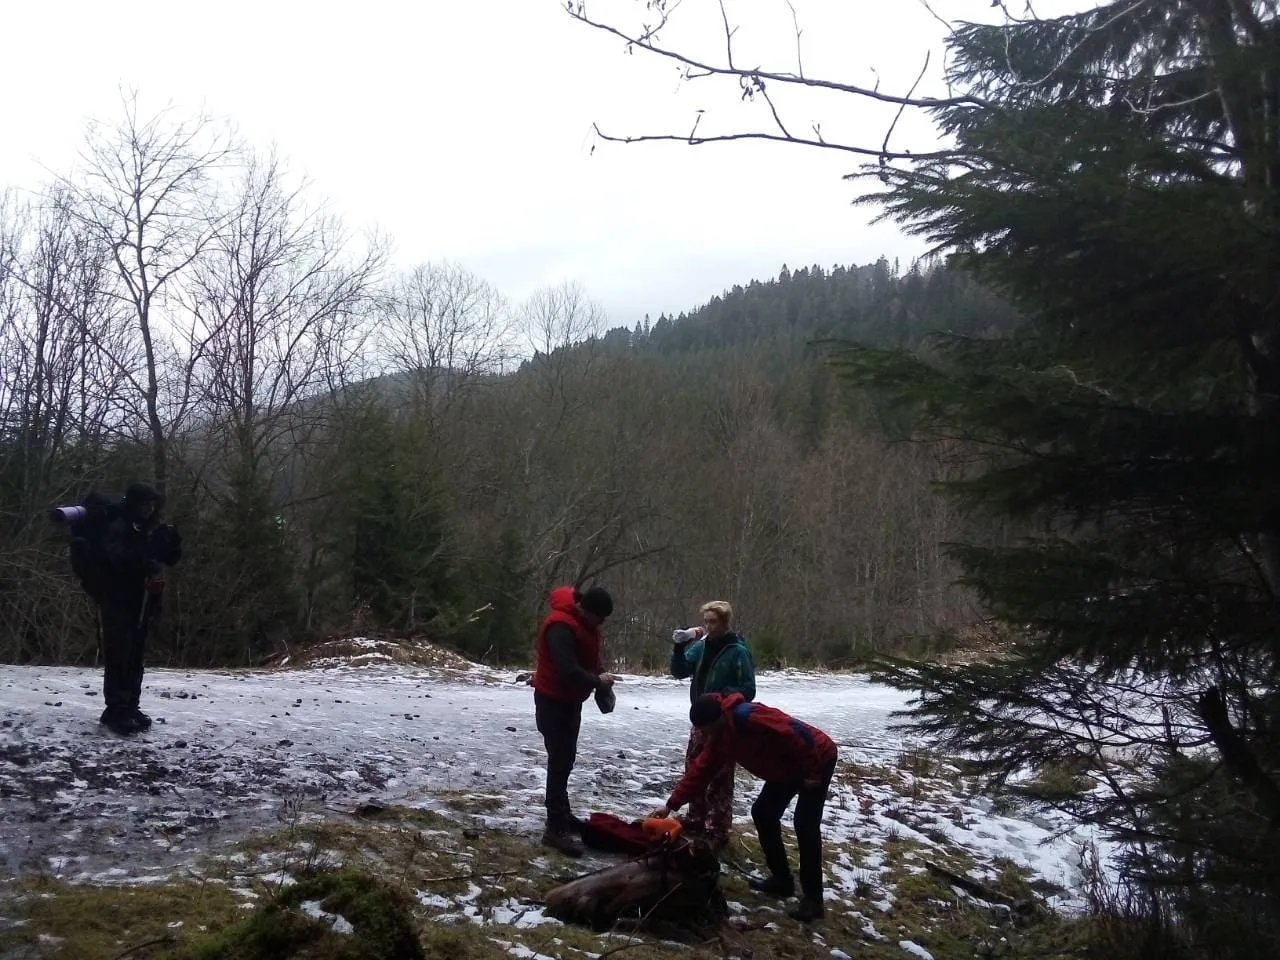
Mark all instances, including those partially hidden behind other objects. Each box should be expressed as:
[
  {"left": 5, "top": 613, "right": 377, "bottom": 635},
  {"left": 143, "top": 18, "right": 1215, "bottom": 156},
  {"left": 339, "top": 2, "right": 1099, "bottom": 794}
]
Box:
[
  {"left": 68, "top": 484, "right": 182, "bottom": 736},
  {"left": 669, "top": 600, "right": 755, "bottom": 850}
]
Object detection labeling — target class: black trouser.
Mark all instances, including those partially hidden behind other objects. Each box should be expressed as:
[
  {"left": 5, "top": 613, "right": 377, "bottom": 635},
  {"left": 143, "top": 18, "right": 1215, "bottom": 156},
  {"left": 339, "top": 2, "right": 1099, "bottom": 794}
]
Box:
[
  {"left": 99, "top": 595, "right": 149, "bottom": 713},
  {"left": 751, "top": 758, "right": 837, "bottom": 901},
  {"left": 535, "top": 691, "right": 583, "bottom": 832}
]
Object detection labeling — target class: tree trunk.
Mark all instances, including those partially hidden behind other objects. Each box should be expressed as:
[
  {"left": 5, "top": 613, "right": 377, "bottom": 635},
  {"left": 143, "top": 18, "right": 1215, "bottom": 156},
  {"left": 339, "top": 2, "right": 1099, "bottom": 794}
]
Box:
[{"left": 543, "top": 840, "right": 726, "bottom": 933}]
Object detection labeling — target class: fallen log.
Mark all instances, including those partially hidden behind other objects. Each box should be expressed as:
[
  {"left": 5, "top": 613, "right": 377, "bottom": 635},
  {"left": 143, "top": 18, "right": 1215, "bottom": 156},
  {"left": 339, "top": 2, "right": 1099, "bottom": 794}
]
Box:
[
  {"left": 923, "top": 860, "right": 1036, "bottom": 916},
  {"left": 544, "top": 838, "right": 726, "bottom": 933}
]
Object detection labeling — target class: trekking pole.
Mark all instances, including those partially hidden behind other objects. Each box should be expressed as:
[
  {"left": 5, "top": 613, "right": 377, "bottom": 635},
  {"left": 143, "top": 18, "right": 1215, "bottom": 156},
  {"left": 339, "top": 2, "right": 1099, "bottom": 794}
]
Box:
[{"left": 137, "top": 587, "right": 150, "bottom": 628}]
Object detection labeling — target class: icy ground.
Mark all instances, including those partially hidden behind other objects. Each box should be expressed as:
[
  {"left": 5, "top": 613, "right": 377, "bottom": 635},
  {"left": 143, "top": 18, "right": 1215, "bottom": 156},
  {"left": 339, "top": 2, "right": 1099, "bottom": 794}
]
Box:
[{"left": 0, "top": 660, "right": 1096, "bottom": 910}]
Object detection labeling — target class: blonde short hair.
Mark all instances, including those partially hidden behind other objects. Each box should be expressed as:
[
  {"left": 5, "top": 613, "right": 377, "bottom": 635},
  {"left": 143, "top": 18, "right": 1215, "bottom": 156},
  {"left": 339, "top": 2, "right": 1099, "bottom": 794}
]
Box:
[{"left": 699, "top": 600, "right": 733, "bottom": 625}]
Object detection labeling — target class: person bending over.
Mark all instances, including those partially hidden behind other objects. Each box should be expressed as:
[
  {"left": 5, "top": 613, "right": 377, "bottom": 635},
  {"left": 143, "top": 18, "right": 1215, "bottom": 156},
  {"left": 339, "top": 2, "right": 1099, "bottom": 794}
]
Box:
[{"left": 652, "top": 692, "right": 837, "bottom": 922}]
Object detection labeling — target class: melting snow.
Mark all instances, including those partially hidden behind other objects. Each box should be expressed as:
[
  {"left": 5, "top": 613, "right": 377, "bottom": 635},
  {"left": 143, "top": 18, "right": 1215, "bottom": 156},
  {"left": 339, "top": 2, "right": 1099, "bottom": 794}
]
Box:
[
  {"left": 900, "top": 940, "right": 935, "bottom": 959},
  {"left": 1, "top": 660, "right": 1102, "bottom": 910},
  {"left": 299, "top": 899, "right": 354, "bottom": 935}
]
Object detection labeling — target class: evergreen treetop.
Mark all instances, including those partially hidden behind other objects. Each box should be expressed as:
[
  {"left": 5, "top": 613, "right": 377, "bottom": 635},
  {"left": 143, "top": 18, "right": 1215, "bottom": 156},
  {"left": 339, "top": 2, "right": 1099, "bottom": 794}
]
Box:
[{"left": 834, "top": 3, "right": 1280, "bottom": 952}]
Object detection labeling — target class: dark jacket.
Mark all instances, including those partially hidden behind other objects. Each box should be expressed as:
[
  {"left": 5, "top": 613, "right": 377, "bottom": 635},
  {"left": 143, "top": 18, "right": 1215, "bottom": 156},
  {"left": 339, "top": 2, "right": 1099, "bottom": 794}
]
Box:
[
  {"left": 533, "top": 586, "right": 604, "bottom": 704},
  {"left": 95, "top": 489, "right": 182, "bottom": 605},
  {"left": 671, "top": 631, "right": 755, "bottom": 703},
  {"left": 667, "top": 693, "right": 837, "bottom": 810}
]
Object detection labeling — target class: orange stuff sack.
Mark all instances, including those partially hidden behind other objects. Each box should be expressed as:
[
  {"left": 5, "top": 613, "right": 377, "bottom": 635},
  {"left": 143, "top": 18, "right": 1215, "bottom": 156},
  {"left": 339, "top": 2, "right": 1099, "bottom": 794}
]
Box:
[{"left": 641, "top": 817, "right": 684, "bottom": 843}]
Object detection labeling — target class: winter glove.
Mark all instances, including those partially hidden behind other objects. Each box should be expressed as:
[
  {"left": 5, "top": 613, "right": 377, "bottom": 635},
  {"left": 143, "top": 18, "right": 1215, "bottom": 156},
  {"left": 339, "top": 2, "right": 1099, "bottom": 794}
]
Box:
[
  {"left": 595, "top": 684, "right": 616, "bottom": 714},
  {"left": 150, "top": 524, "right": 182, "bottom": 563}
]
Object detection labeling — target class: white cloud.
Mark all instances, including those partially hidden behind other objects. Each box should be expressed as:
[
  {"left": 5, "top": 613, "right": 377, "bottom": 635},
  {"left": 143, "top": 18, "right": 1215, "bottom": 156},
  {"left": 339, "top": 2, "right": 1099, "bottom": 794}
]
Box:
[{"left": 0, "top": 1, "right": 1057, "bottom": 326}]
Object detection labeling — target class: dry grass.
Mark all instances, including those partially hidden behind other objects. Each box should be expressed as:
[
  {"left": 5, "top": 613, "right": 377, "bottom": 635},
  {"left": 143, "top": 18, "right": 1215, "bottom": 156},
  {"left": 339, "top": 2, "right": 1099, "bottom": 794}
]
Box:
[
  {"left": 263, "top": 636, "right": 484, "bottom": 675},
  {"left": 1, "top": 796, "right": 1099, "bottom": 960}
]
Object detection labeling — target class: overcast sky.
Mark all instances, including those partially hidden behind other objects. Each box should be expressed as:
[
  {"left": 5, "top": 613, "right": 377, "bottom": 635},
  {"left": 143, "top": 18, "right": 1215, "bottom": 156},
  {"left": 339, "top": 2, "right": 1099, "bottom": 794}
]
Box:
[{"left": 0, "top": 1, "right": 1032, "bottom": 329}]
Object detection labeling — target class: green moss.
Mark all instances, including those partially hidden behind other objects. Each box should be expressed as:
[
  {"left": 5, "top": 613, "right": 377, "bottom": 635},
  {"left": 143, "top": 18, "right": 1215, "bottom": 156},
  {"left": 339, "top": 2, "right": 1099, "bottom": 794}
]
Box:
[
  {"left": 167, "top": 869, "right": 424, "bottom": 960},
  {"left": 435, "top": 792, "right": 506, "bottom": 815},
  {"left": 0, "top": 791, "right": 1104, "bottom": 960},
  {"left": 0, "top": 877, "right": 242, "bottom": 960},
  {"left": 351, "top": 804, "right": 455, "bottom": 831}
]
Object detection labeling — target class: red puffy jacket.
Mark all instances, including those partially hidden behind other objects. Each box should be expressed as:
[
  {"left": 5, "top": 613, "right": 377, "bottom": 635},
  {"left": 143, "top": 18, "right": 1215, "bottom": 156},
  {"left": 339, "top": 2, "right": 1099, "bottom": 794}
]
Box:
[
  {"left": 667, "top": 693, "right": 837, "bottom": 810},
  {"left": 532, "top": 585, "right": 603, "bottom": 704}
]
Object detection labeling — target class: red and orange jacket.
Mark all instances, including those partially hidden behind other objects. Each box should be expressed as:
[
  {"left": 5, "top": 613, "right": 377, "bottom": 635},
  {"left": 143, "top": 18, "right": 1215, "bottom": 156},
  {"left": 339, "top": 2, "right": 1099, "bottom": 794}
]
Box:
[
  {"left": 532, "top": 585, "right": 603, "bottom": 704},
  {"left": 667, "top": 693, "right": 837, "bottom": 810}
]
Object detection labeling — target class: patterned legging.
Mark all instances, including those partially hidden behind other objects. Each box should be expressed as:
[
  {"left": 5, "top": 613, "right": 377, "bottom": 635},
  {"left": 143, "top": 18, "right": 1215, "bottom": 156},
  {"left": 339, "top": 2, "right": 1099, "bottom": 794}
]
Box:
[{"left": 683, "top": 725, "right": 735, "bottom": 849}]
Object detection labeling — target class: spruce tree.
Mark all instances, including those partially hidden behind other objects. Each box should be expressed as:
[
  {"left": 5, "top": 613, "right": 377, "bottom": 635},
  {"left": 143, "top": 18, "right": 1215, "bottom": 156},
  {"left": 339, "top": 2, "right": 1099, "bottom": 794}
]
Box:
[{"left": 832, "top": 3, "right": 1280, "bottom": 953}]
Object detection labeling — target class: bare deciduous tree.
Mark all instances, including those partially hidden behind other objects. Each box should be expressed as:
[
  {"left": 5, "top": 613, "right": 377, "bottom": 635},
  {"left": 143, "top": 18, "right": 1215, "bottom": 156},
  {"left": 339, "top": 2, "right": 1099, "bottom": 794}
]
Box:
[
  {"left": 563, "top": 0, "right": 967, "bottom": 161},
  {"left": 175, "top": 150, "right": 384, "bottom": 661},
  {"left": 522, "top": 280, "right": 605, "bottom": 358},
  {"left": 60, "top": 93, "right": 238, "bottom": 494},
  {"left": 377, "top": 261, "right": 516, "bottom": 426},
  {"left": 0, "top": 187, "right": 132, "bottom": 660},
  {"left": 191, "top": 149, "right": 383, "bottom": 492},
  {"left": 19, "top": 189, "right": 128, "bottom": 491},
  {"left": 505, "top": 289, "right": 671, "bottom": 609}
]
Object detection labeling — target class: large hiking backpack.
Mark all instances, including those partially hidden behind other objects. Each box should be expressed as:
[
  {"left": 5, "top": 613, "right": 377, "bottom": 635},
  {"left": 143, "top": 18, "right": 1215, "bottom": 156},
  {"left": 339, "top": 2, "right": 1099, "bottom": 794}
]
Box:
[{"left": 67, "top": 492, "right": 118, "bottom": 599}]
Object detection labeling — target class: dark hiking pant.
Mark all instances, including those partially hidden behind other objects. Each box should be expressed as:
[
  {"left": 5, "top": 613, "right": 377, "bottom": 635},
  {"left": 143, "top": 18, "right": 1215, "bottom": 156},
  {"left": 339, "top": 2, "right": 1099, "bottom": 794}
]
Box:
[
  {"left": 751, "top": 758, "right": 837, "bottom": 901},
  {"left": 100, "top": 596, "right": 149, "bottom": 712},
  {"left": 535, "top": 691, "right": 583, "bottom": 832}
]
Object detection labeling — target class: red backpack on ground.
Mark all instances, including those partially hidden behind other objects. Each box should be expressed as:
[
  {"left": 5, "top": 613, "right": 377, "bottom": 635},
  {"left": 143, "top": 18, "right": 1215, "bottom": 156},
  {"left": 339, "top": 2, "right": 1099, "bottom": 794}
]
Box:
[{"left": 578, "top": 813, "right": 654, "bottom": 855}]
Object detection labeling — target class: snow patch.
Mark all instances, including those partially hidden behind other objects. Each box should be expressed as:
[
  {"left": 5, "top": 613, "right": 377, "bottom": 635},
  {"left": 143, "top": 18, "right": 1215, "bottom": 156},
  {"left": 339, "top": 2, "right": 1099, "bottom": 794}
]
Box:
[
  {"left": 299, "top": 899, "right": 354, "bottom": 935},
  {"left": 491, "top": 940, "right": 558, "bottom": 960},
  {"left": 854, "top": 912, "right": 887, "bottom": 941},
  {"left": 488, "top": 900, "right": 559, "bottom": 928},
  {"left": 900, "top": 940, "right": 935, "bottom": 960}
]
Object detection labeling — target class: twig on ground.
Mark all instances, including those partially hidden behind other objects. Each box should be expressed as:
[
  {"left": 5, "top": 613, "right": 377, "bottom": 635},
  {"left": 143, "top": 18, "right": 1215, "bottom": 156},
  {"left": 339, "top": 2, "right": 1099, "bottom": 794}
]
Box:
[
  {"left": 924, "top": 859, "right": 1024, "bottom": 910},
  {"left": 110, "top": 936, "right": 174, "bottom": 960},
  {"left": 419, "top": 868, "right": 519, "bottom": 883},
  {"left": 598, "top": 939, "right": 661, "bottom": 958}
]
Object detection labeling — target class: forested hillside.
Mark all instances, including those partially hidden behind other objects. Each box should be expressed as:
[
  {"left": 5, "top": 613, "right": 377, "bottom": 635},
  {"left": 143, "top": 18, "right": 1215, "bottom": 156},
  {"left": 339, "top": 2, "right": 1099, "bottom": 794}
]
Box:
[
  {"left": 0, "top": 110, "right": 1019, "bottom": 669},
  {"left": 561, "top": 1, "right": 1280, "bottom": 953}
]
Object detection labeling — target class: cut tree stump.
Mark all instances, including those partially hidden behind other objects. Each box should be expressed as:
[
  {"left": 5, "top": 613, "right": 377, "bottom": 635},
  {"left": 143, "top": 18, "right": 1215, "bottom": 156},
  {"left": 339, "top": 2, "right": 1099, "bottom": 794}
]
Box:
[{"left": 544, "top": 838, "right": 726, "bottom": 933}]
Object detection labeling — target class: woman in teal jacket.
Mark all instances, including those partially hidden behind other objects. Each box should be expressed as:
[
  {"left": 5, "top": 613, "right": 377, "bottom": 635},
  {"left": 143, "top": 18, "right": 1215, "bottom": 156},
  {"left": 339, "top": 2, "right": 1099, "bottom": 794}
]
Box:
[{"left": 669, "top": 600, "right": 755, "bottom": 849}]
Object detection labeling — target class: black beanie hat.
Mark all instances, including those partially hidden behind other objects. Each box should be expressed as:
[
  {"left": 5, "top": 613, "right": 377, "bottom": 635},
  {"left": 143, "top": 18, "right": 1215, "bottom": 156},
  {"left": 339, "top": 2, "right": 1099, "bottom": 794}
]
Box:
[
  {"left": 577, "top": 585, "right": 613, "bottom": 619},
  {"left": 125, "top": 482, "right": 160, "bottom": 504},
  {"left": 123, "top": 483, "right": 162, "bottom": 519},
  {"left": 689, "top": 694, "right": 723, "bottom": 728}
]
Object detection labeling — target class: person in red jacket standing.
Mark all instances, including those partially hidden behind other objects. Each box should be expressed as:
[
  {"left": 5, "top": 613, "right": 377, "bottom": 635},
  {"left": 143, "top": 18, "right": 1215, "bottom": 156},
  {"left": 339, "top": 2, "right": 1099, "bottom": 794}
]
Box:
[
  {"left": 532, "top": 584, "right": 616, "bottom": 857},
  {"left": 651, "top": 692, "right": 838, "bottom": 922}
]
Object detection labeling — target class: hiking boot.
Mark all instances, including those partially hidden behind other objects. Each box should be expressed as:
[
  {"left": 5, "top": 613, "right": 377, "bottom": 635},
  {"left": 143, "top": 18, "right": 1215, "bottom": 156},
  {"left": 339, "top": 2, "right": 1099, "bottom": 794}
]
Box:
[
  {"left": 789, "top": 897, "right": 825, "bottom": 922},
  {"left": 748, "top": 874, "right": 795, "bottom": 899},
  {"left": 130, "top": 709, "right": 153, "bottom": 731},
  {"left": 99, "top": 708, "right": 142, "bottom": 736},
  {"left": 541, "top": 830, "right": 584, "bottom": 858}
]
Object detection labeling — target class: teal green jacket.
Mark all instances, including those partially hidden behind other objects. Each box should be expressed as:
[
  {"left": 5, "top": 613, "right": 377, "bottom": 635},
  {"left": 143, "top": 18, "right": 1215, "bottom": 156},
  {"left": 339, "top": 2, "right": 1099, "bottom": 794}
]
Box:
[{"left": 670, "top": 632, "right": 756, "bottom": 704}]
